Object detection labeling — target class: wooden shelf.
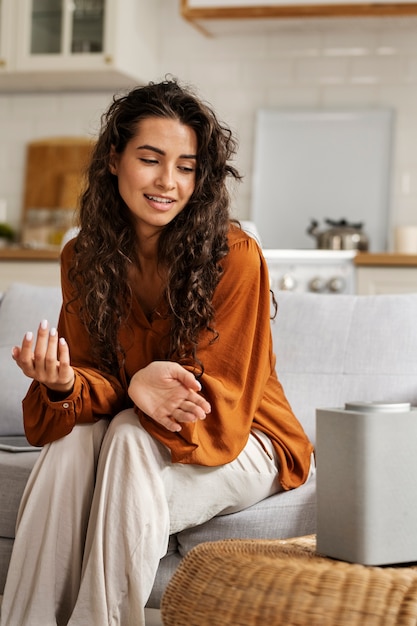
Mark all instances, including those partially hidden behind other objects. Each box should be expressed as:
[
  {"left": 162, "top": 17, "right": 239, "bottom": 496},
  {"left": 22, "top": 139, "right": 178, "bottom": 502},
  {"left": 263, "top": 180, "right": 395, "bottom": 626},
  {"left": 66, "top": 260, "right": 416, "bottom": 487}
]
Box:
[{"left": 181, "top": 0, "right": 417, "bottom": 28}]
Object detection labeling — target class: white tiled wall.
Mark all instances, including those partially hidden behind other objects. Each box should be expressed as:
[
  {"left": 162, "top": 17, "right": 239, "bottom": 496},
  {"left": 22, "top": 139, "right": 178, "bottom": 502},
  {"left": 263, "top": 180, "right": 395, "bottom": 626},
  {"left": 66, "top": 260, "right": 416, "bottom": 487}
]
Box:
[
  {"left": 157, "top": 6, "right": 417, "bottom": 247},
  {"left": 1, "top": 0, "right": 417, "bottom": 249},
  {"left": 0, "top": 91, "right": 114, "bottom": 229}
]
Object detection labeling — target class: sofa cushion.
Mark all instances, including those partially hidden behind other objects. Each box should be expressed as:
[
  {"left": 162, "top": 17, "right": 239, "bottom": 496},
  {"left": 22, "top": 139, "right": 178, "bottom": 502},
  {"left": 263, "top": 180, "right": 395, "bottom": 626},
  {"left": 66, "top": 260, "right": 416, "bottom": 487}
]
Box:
[
  {"left": 176, "top": 476, "right": 316, "bottom": 557},
  {"left": 273, "top": 292, "right": 417, "bottom": 445},
  {"left": 0, "top": 283, "right": 62, "bottom": 435},
  {"left": 0, "top": 449, "right": 40, "bottom": 538}
]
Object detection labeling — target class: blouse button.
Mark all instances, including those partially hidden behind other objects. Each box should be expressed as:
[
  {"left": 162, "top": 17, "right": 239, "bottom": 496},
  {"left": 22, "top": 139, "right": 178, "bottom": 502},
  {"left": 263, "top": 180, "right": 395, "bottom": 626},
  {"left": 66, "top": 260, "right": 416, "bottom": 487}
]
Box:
[{"left": 62, "top": 402, "right": 70, "bottom": 409}]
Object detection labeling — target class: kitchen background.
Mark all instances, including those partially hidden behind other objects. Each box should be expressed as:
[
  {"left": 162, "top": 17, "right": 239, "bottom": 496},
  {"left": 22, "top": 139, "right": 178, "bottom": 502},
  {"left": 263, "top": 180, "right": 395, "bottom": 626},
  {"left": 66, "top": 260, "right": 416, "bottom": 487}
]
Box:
[{"left": 1, "top": 0, "right": 417, "bottom": 250}]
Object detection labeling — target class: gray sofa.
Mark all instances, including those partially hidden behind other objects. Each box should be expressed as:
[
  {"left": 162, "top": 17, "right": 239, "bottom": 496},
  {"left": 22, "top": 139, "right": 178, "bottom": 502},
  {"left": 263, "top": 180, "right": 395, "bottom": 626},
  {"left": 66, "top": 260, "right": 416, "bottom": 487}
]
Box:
[{"left": 1, "top": 281, "right": 417, "bottom": 608}]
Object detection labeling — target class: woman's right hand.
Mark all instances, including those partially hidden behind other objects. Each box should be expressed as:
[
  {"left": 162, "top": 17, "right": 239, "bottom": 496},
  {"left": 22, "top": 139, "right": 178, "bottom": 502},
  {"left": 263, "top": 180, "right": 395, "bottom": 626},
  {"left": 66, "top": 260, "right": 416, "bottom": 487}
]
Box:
[
  {"left": 128, "top": 361, "right": 211, "bottom": 433},
  {"left": 12, "top": 320, "right": 75, "bottom": 394}
]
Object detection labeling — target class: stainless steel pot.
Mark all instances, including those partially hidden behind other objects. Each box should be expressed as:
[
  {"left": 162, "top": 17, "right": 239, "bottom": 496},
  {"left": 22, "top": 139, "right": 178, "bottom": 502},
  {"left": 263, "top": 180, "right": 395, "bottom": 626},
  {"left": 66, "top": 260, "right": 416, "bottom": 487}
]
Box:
[{"left": 307, "top": 218, "right": 369, "bottom": 251}]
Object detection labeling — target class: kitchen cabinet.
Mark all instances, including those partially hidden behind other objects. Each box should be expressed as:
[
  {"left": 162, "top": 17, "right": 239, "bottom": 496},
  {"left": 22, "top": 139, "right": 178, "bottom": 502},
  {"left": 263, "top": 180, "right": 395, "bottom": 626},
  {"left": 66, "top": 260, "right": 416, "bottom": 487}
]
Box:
[
  {"left": 356, "top": 267, "right": 417, "bottom": 294},
  {"left": 0, "top": 260, "right": 60, "bottom": 291},
  {"left": 181, "top": 0, "right": 417, "bottom": 35},
  {"left": 0, "top": 0, "right": 158, "bottom": 91},
  {"left": 0, "top": 248, "right": 60, "bottom": 291},
  {"left": 355, "top": 253, "right": 417, "bottom": 294}
]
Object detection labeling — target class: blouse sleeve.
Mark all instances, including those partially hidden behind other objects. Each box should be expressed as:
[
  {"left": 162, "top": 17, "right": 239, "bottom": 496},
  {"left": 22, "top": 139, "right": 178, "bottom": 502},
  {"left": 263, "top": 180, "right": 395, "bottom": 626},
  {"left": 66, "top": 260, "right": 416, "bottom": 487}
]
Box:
[{"left": 23, "top": 242, "right": 127, "bottom": 446}]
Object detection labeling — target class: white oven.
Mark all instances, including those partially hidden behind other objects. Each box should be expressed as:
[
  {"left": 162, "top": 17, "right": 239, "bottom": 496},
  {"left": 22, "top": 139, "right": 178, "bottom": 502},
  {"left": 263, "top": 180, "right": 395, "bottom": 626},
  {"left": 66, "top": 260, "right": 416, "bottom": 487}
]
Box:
[{"left": 263, "top": 249, "right": 356, "bottom": 295}]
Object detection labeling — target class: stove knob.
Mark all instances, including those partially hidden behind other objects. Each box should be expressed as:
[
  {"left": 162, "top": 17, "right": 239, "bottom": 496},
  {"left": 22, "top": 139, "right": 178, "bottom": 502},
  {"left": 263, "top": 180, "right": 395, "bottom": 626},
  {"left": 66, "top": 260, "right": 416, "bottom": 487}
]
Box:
[
  {"left": 308, "top": 277, "right": 326, "bottom": 293},
  {"left": 279, "top": 273, "right": 297, "bottom": 291},
  {"left": 327, "top": 276, "right": 346, "bottom": 293}
]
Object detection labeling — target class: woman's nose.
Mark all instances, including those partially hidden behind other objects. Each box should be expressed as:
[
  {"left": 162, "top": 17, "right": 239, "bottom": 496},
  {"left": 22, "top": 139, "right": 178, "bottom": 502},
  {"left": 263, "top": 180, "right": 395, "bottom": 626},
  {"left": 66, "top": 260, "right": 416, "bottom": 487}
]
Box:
[{"left": 156, "top": 165, "right": 175, "bottom": 189}]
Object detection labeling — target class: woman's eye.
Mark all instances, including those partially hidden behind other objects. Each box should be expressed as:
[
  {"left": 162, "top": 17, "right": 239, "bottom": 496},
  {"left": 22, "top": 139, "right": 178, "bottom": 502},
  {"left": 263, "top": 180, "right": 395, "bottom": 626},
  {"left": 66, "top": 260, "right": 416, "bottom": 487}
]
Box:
[
  {"left": 179, "top": 165, "right": 195, "bottom": 173},
  {"left": 140, "top": 158, "right": 158, "bottom": 165}
]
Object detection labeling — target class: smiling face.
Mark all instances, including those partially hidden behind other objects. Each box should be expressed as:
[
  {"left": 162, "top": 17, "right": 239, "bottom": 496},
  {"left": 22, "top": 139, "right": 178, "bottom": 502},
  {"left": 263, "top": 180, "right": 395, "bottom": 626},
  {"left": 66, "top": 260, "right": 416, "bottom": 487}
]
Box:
[{"left": 109, "top": 116, "right": 197, "bottom": 241}]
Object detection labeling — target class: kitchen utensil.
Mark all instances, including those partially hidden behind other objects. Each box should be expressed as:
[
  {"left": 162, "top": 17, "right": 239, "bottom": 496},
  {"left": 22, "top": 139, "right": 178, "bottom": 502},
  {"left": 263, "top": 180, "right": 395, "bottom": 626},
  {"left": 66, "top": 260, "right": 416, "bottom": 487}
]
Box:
[{"left": 307, "top": 218, "right": 369, "bottom": 251}]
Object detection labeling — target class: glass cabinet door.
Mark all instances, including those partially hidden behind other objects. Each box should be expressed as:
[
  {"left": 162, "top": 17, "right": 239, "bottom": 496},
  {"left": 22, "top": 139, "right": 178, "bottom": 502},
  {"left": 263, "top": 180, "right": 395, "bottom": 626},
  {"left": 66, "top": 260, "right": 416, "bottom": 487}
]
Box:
[
  {"left": 30, "top": 0, "right": 62, "bottom": 54},
  {"left": 30, "top": 0, "right": 104, "bottom": 56},
  {"left": 72, "top": 0, "right": 104, "bottom": 54}
]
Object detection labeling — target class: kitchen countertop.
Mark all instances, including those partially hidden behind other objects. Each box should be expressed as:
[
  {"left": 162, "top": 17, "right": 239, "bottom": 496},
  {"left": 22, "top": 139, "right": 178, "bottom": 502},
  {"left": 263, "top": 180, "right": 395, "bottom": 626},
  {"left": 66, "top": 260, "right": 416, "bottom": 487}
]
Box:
[
  {"left": 1, "top": 248, "right": 417, "bottom": 267},
  {"left": 0, "top": 246, "right": 60, "bottom": 260},
  {"left": 355, "top": 252, "right": 417, "bottom": 266}
]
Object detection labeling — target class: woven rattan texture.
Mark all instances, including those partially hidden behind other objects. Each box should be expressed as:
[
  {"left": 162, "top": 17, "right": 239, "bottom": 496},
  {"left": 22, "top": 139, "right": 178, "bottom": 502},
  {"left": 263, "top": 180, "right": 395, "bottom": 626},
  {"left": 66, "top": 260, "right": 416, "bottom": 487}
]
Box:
[{"left": 161, "top": 536, "right": 417, "bottom": 626}]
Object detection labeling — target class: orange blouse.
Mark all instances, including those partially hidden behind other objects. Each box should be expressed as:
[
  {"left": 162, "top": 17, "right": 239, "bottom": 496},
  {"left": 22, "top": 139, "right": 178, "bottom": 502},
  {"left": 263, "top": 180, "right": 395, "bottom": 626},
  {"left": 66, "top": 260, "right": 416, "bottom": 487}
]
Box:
[{"left": 23, "top": 226, "right": 313, "bottom": 490}]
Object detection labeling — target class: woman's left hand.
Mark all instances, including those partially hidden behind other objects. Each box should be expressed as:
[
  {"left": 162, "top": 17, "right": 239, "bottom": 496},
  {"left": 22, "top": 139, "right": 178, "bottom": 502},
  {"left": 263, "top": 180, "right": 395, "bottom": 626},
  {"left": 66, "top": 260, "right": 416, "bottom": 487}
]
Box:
[{"left": 128, "top": 361, "right": 211, "bottom": 432}]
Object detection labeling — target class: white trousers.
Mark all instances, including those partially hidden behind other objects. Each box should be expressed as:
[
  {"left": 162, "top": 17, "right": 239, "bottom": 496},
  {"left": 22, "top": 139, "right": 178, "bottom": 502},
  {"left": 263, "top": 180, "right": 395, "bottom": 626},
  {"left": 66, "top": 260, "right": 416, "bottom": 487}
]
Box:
[{"left": 1, "top": 409, "right": 285, "bottom": 626}]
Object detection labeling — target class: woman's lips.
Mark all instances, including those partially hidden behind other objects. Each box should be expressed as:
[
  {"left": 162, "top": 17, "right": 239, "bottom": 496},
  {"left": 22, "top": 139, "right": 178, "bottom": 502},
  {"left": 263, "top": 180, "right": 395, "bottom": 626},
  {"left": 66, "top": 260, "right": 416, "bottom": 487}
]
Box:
[{"left": 144, "top": 194, "right": 175, "bottom": 211}]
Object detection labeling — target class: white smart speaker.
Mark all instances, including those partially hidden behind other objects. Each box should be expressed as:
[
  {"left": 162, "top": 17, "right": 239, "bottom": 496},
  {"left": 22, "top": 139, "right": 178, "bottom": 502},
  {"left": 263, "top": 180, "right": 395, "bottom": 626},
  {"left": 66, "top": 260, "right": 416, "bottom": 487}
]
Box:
[{"left": 316, "top": 402, "right": 417, "bottom": 565}]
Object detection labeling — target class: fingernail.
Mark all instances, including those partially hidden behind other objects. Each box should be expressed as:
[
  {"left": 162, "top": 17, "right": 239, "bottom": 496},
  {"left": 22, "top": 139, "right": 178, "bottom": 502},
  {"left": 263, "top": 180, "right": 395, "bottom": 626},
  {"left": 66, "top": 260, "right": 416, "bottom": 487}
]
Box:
[
  {"left": 25, "top": 331, "right": 33, "bottom": 341},
  {"left": 40, "top": 320, "right": 48, "bottom": 330},
  {"left": 59, "top": 337, "right": 66, "bottom": 345},
  {"left": 50, "top": 327, "right": 57, "bottom": 336}
]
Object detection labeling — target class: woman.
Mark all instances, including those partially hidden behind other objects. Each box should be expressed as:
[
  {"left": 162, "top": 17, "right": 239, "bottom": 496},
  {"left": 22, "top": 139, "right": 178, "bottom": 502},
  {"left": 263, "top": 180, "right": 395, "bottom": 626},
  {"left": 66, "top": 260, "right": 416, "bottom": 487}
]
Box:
[{"left": 2, "top": 79, "right": 314, "bottom": 626}]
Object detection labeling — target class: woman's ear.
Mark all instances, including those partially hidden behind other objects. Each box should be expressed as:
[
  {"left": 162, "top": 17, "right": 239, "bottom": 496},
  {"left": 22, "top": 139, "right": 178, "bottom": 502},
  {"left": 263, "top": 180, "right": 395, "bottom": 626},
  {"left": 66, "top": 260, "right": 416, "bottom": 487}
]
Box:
[{"left": 109, "top": 146, "right": 118, "bottom": 175}]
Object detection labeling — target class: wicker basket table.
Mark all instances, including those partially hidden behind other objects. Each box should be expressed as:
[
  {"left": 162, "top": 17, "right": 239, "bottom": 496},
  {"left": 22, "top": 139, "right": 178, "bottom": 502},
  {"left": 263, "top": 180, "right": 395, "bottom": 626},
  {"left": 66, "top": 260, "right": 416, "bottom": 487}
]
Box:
[{"left": 160, "top": 535, "right": 417, "bottom": 626}]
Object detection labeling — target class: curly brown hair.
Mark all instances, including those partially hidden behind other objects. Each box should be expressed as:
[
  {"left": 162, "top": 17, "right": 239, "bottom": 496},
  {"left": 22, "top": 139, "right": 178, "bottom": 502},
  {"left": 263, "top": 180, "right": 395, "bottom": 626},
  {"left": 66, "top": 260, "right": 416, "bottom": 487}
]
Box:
[{"left": 69, "top": 78, "right": 241, "bottom": 376}]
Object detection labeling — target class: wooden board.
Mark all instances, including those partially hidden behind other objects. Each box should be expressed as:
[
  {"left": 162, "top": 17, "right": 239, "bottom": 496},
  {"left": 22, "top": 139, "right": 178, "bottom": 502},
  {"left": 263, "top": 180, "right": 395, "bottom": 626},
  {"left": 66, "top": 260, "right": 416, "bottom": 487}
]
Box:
[
  {"left": 21, "top": 137, "right": 94, "bottom": 248},
  {"left": 22, "top": 136, "right": 94, "bottom": 214}
]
